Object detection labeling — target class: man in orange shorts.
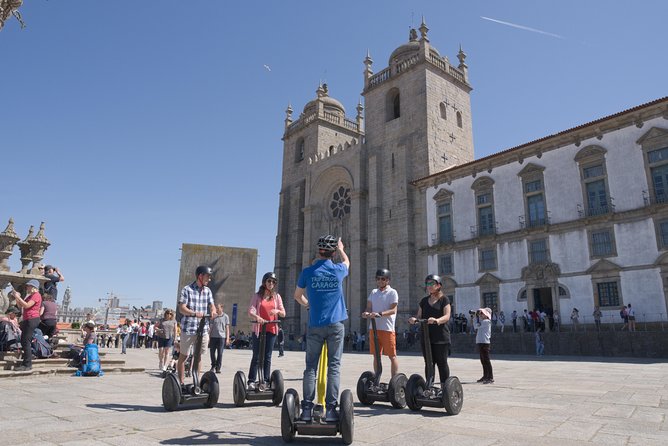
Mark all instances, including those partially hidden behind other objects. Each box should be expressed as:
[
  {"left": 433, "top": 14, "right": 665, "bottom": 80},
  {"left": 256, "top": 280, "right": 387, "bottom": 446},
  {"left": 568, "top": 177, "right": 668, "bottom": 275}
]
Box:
[{"left": 362, "top": 269, "right": 399, "bottom": 377}]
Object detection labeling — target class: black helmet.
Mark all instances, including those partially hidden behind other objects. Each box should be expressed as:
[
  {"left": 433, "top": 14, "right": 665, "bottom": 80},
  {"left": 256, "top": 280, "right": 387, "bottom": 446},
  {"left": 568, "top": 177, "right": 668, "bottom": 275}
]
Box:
[
  {"left": 195, "top": 265, "right": 213, "bottom": 277},
  {"left": 425, "top": 274, "right": 442, "bottom": 285},
  {"left": 375, "top": 268, "right": 391, "bottom": 279},
  {"left": 317, "top": 234, "right": 338, "bottom": 252},
  {"left": 262, "top": 272, "right": 277, "bottom": 283}
]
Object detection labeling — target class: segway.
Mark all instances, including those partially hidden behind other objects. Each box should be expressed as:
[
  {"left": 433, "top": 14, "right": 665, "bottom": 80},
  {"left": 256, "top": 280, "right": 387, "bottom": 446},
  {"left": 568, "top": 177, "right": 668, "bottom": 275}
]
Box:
[
  {"left": 281, "top": 343, "right": 354, "bottom": 445},
  {"left": 162, "top": 315, "right": 219, "bottom": 411},
  {"left": 356, "top": 315, "right": 407, "bottom": 408},
  {"left": 405, "top": 319, "right": 463, "bottom": 415},
  {"left": 232, "top": 320, "right": 284, "bottom": 406}
]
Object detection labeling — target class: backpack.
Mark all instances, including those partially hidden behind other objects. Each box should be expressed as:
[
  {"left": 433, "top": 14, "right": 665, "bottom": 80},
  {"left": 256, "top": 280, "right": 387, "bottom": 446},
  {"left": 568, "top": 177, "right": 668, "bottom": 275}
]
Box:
[
  {"left": 0, "top": 321, "right": 20, "bottom": 351},
  {"left": 31, "top": 327, "right": 53, "bottom": 359},
  {"left": 79, "top": 343, "right": 102, "bottom": 376}
]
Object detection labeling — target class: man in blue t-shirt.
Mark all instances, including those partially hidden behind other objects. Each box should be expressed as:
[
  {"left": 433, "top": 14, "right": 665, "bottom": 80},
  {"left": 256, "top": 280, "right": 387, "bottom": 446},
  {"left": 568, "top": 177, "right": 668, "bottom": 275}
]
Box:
[{"left": 294, "top": 235, "right": 350, "bottom": 422}]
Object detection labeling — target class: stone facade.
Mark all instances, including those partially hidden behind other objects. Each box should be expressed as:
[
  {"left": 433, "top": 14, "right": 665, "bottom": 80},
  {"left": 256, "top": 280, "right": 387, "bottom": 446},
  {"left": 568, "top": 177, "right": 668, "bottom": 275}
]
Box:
[
  {"left": 416, "top": 97, "right": 668, "bottom": 325},
  {"left": 275, "top": 21, "right": 474, "bottom": 336}
]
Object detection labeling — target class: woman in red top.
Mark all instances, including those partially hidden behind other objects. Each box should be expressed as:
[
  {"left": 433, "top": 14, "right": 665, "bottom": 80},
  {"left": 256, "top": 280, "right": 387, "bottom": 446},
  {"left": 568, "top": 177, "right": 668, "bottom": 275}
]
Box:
[
  {"left": 11, "top": 279, "right": 43, "bottom": 371},
  {"left": 246, "top": 272, "right": 286, "bottom": 390}
]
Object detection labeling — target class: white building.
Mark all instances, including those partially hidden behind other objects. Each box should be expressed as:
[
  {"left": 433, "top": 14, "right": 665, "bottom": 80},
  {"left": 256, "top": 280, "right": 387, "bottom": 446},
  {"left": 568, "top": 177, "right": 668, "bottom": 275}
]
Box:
[{"left": 415, "top": 97, "right": 668, "bottom": 326}]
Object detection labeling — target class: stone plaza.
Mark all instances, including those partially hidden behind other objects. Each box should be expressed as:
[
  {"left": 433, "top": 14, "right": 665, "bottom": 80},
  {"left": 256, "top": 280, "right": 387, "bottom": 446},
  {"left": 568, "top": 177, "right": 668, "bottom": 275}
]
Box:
[{"left": 0, "top": 347, "right": 666, "bottom": 445}]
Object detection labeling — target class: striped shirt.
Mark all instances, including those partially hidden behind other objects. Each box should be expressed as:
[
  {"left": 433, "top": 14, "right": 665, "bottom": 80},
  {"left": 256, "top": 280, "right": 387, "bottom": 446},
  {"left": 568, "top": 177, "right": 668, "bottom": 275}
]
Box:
[{"left": 178, "top": 281, "right": 214, "bottom": 335}]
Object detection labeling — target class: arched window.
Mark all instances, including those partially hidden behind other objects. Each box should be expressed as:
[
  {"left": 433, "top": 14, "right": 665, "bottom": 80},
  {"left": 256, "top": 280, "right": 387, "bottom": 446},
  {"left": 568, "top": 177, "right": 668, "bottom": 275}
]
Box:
[
  {"left": 295, "top": 138, "right": 305, "bottom": 163},
  {"left": 440, "top": 102, "right": 447, "bottom": 120},
  {"left": 329, "top": 145, "right": 334, "bottom": 156},
  {"left": 456, "top": 111, "right": 463, "bottom": 128},
  {"left": 386, "top": 88, "right": 400, "bottom": 121}
]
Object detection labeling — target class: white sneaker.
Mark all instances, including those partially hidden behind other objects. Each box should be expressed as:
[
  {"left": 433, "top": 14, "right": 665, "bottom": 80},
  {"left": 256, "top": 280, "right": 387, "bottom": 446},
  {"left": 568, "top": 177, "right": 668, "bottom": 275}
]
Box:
[{"left": 247, "top": 382, "right": 256, "bottom": 391}]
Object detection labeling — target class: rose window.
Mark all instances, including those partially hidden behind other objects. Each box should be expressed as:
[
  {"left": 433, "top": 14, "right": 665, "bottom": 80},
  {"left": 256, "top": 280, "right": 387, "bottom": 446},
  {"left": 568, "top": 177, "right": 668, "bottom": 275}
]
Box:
[{"left": 330, "top": 186, "right": 351, "bottom": 219}]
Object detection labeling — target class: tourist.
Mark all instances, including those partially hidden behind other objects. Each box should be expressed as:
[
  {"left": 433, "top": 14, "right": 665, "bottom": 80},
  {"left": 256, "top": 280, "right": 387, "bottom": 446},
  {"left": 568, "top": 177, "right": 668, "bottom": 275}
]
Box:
[
  {"left": 570, "top": 308, "right": 580, "bottom": 331},
  {"left": 511, "top": 310, "right": 518, "bottom": 333},
  {"left": 0, "top": 306, "right": 21, "bottom": 350},
  {"left": 363, "top": 268, "right": 400, "bottom": 378},
  {"left": 474, "top": 307, "right": 494, "bottom": 384},
  {"left": 247, "top": 272, "right": 285, "bottom": 389},
  {"left": 177, "top": 265, "right": 217, "bottom": 387},
  {"left": 620, "top": 305, "right": 629, "bottom": 331},
  {"left": 138, "top": 322, "right": 146, "bottom": 348},
  {"left": 11, "top": 279, "right": 43, "bottom": 371},
  {"left": 553, "top": 312, "right": 560, "bottom": 332},
  {"left": 209, "top": 302, "right": 230, "bottom": 374},
  {"left": 535, "top": 329, "right": 545, "bottom": 356},
  {"left": 408, "top": 274, "right": 452, "bottom": 389},
  {"left": 119, "top": 320, "right": 130, "bottom": 354},
  {"left": 147, "top": 322, "right": 155, "bottom": 349},
  {"left": 491, "top": 309, "right": 498, "bottom": 331},
  {"left": 627, "top": 303, "right": 636, "bottom": 332},
  {"left": 42, "top": 265, "right": 64, "bottom": 302},
  {"left": 39, "top": 293, "right": 58, "bottom": 339},
  {"left": 156, "top": 309, "right": 177, "bottom": 371},
  {"left": 294, "top": 235, "right": 349, "bottom": 422},
  {"left": 593, "top": 306, "right": 602, "bottom": 331},
  {"left": 499, "top": 310, "right": 506, "bottom": 333},
  {"left": 130, "top": 320, "right": 139, "bottom": 348}
]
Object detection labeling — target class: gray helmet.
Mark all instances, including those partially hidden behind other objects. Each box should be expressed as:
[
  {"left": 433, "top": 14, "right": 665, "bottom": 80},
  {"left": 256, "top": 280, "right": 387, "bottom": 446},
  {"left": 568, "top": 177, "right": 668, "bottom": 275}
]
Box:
[
  {"left": 195, "top": 265, "right": 213, "bottom": 277},
  {"left": 262, "top": 272, "right": 277, "bottom": 283},
  {"left": 425, "top": 274, "right": 442, "bottom": 285},
  {"left": 317, "top": 235, "right": 338, "bottom": 252},
  {"left": 375, "top": 268, "right": 391, "bottom": 279}
]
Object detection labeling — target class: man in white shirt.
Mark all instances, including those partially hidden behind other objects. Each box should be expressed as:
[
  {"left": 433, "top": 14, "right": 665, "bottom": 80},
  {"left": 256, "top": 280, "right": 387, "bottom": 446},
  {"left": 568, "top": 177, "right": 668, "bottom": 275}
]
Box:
[{"left": 362, "top": 268, "right": 400, "bottom": 377}]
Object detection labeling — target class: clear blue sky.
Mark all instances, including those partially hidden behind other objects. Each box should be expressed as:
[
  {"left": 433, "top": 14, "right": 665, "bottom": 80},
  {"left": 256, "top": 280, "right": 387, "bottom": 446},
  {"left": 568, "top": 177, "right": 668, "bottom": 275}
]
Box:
[{"left": 2, "top": 1, "right": 666, "bottom": 309}]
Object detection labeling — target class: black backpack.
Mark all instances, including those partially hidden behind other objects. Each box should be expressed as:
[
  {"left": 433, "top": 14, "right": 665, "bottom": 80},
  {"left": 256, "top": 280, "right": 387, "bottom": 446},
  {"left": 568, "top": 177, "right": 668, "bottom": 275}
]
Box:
[{"left": 0, "top": 321, "right": 20, "bottom": 352}]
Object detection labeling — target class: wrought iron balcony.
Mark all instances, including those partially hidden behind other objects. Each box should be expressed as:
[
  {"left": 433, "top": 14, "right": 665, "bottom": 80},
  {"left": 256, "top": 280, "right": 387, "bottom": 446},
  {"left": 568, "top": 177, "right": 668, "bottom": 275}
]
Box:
[
  {"left": 519, "top": 212, "right": 551, "bottom": 229},
  {"left": 470, "top": 223, "right": 498, "bottom": 238},
  {"left": 578, "top": 198, "right": 615, "bottom": 218}
]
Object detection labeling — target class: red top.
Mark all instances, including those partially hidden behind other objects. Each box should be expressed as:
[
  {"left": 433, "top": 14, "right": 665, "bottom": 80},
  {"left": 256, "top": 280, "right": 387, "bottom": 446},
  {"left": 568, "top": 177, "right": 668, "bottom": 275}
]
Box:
[
  {"left": 258, "top": 298, "right": 279, "bottom": 335},
  {"left": 23, "top": 292, "right": 42, "bottom": 320}
]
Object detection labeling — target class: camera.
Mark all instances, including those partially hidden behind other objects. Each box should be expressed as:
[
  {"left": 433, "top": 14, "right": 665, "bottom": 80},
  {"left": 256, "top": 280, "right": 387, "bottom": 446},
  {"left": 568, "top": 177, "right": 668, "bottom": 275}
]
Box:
[{"left": 468, "top": 310, "right": 476, "bottom": 315}]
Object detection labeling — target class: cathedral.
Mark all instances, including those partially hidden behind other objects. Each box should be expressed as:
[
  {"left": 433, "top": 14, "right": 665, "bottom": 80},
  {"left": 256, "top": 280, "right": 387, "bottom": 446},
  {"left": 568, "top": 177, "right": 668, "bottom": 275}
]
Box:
[
  {"left": 274, "top": 20, "right": 474, "bottom": 336},
  {"left": 274, "top": 19, "right": 668, "bottom": 336}
]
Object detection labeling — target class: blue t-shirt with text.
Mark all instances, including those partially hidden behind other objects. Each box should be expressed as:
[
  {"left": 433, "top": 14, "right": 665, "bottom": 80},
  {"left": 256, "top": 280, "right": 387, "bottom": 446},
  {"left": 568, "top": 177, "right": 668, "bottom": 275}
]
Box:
[{"left": 297, "top": 259, "right": 349, "bottom": 327}]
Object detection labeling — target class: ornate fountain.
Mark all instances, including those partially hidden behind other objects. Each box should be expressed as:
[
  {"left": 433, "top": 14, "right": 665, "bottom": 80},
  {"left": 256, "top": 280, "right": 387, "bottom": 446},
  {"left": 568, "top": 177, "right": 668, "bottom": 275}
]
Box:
[{"left": 0, "top": 218, "right": 51, "bottom": 313}]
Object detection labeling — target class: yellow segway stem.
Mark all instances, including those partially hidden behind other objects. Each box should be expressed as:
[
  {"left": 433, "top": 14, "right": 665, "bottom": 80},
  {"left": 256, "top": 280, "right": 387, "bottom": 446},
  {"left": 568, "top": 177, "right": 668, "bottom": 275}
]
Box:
[{"left": 317, "top": 343, "right": 327, "bottom": 407}]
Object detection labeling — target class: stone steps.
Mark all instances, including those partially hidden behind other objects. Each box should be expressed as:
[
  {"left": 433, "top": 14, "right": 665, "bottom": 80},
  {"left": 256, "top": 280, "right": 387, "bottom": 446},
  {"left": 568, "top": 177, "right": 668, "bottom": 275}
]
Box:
[
  {"left": 0, "top": 366, "right": 145, "bottom": 378},
  {"left": 0, "top": 357, "right": 127, "bottom": 370}
]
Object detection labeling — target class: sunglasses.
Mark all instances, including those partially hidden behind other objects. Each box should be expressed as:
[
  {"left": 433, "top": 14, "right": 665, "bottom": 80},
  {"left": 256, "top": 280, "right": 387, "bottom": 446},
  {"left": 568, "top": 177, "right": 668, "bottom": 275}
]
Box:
[
  {"left": 266, "top": 279, "right": 277, "bottom": 284},
  {"left": 425, "top": 281, "right": 438, "bottom": 286}
]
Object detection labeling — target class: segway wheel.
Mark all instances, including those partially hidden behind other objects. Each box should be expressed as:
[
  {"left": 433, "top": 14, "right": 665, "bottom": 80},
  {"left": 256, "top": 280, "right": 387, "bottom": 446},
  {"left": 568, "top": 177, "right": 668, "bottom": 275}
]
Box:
[
  {"left": 201, "top": 371, "right": 220, "bottom": 408},
  {"left": 271, "top": 370, "right": 285, "bottom": 406},
  {"left": 388, "top": 373, "right": 408, "bottom": 409},
  {"left": 339, "top": 389, "right": 354, "bottom": 445},
  {"left": 443, "top": 376, "right": 463, "bottom": 415},
  {"left": 281, "top": 388, "right": 300, "bottom": 443},
  {"left": 405, "top": 374, "right": 426, "bottom": 411},
  {"left": 162, "top": 373, "right": 181, "bottom": 412},
  {"left": 355, "top": 371, "right": 375, "bottom": 406},
  {"left": 233, "top": 371, "right": 247, "bottom": 407}
]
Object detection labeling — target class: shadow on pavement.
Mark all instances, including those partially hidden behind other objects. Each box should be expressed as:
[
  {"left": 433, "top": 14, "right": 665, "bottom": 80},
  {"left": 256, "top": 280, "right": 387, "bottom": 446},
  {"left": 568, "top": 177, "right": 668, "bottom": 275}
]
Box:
[
  {"left": 161, "top": 430, "right": 278, "bottom": 445},
  {"left": 87, "top": 403, "right": 165, "bottom": 413}
]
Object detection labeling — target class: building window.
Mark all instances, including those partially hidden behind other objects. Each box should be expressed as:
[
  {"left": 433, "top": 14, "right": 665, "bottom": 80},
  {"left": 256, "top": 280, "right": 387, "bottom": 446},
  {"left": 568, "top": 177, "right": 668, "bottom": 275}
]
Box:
[
  {"left": 657, "top": 219, "right": 668, "bottom": 249},
  {"left": 590, "top": 228, "right": 616, "bottom": 257},
  {"left": 479, "top": 247, "right": 497, "bottom": 271},
  {"left": 456, "top": 111, "right": 463, "bottom": 128},
  {"left": 528, "top": 238, "right": 549, "bottom": 264},
  {"left": 439, "top": 253, "right": 453, "bottom": 276},
  {"left": 596, "top": 281, "right": 621, "bottom": 307},
  {"left": 295, "top": 138, "right": 305, "bottom": 163},
  {"left": 472, "top": 177, "right": 495, "bottom": 237},
  {"left": 386, "top": 88, "right": 400, "bottom": 121},
  {"left": 638, "top": 127, "right": 668, "bottom": 205},
  {"left": 437, "top": 202, "right": 453, "bottom": 243},
  {"left": 482, "top": 292, "right": 498, "bottom": 309},
  {"left": 330, "top": 186, "right": 351, "bottom": 219},
  {"left": 440, "top": 102, "right": 447, "bottom": 120},
  {"left": 518, "top": 163, "right": 548, "bottom": 228},
  {"left": 575, "top": 145, "right": 611, "bottom": 217},
  {"left": 329, "top": 146, "right": 334, "bottom": 156}
]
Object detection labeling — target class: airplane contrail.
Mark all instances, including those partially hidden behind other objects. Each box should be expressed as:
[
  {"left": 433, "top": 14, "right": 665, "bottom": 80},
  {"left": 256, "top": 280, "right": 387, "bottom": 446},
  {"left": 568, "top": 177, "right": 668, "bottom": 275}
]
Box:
[
  {"left": 481, "top": 16, "right": 564, "bottom": 40},
  {"left": 263, "top": 64, "right": 272, "bottom": 72}
]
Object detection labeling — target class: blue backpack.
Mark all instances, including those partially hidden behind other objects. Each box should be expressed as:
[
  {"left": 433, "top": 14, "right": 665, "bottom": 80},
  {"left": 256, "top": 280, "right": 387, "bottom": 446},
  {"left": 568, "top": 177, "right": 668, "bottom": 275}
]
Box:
[{"left": 78, "top": 343, "right": 102, "bottom": 376}]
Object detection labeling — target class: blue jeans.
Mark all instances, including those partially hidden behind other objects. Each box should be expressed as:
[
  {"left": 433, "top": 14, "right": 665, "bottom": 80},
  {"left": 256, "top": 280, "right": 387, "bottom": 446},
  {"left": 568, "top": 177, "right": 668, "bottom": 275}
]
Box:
[
  {"left": 121, "top": 334, "right": 128, "bottom": 353},
  {"left": 302, "top": 322, "right": 345, "bottom": 411},
  {"left": 249, "top": 332, "right": 276, "bottom": 382}
]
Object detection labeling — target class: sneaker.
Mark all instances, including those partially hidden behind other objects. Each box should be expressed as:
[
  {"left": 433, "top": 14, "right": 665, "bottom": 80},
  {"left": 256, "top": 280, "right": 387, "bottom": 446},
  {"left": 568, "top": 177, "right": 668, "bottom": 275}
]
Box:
[
  {"left": 325, "top": 407, "right": 339, "bottom": 422},
  {"left": 476, "top": 377, "right": 485, "bottom": 383},
  {"left": 299, "top": 407, "right": 312, "bottom": 422},
  {"left": 483, "top": 379, "right": 494, "bottom": 384},
  {"left": 247, "top": 382, "right": 256, "bottom": 391},
  {"left": 215, "top": 368, "right": 221, "bottom": 374},
  {"left": 14, "top": 365, "right": 32, "bottom": 372}
]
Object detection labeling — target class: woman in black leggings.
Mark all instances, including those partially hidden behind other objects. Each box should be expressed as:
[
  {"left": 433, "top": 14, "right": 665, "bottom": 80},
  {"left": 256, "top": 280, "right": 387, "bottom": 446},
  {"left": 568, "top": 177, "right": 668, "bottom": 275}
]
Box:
[{"left": 408, "top": 274, "right": 452, "bottom": 386}]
